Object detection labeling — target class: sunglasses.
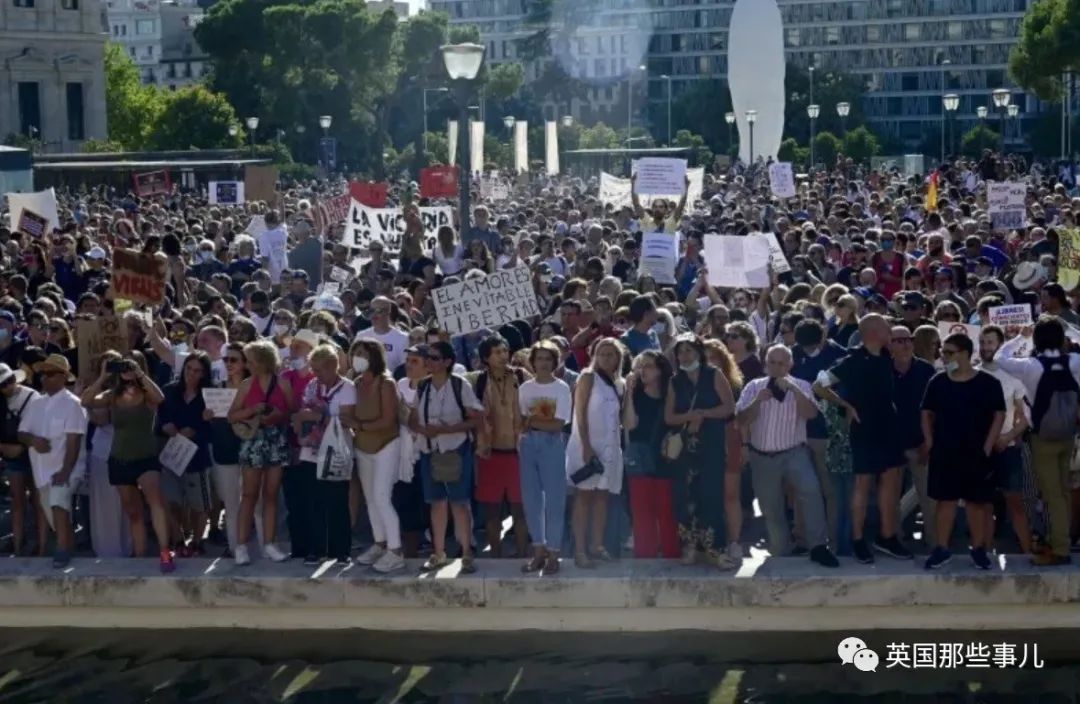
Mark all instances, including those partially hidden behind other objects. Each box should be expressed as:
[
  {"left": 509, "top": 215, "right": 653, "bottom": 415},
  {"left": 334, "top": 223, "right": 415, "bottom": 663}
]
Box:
[
  {"left": 426, "top": 355, "right": 444, "bottom": 362},
  {"left": 225, "top": 356, "right": 243, "bottom": 364}
]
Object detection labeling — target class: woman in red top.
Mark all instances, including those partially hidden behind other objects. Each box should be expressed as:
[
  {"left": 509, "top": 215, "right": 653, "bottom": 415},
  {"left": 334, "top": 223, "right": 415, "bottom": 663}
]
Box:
[
  {"left": 871, "top": 230, "right": 906, "bottom": 300},
  {"left": 227, "top": 340, "right": 294, "bottom": 566}
]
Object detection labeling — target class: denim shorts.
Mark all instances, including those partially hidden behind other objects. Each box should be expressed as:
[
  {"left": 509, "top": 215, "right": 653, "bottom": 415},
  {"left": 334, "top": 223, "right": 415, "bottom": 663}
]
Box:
[
  {"left": 995, "top": 445, "right": 1024, "bottom": 493},
  {"left": 419, "top": 440, "right": 475, "bottom": 505}
]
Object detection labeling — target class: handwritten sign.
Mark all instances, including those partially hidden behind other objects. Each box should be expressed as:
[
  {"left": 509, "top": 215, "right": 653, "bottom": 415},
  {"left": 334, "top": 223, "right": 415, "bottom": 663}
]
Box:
[
  {"left": 201, "top": 388, "right": 238, "bottom": 419},
  {"left": 432, "top": 265, "right": 541, "bottom": 335},
  {"left": 765, "top": 232, "right": 792, "bottom": 274},
  {"left": 133, "top": 170, "right": 171, "bottom": 197},
  {"left": 5, "top": 189, "right": 59, "bottom": 236},
  {"left": 159, "top": 434, "right": 198, "bottom": 477},
  {"left": 632, "top": 157, "right": 687, "bottom": 196},
  {"left": 346, "top": 202, "right": 453, "bottom": 251},
  {"left": 639, "top": 232, "right": 678, "bottom": 285},
  {"left": 599, "top": 169, "right": 704, "bottom": 209},
  {"left": 208, "top": 181, "right": 245, "bottom": 205},
  {"left": 112, "top": 249, "right": 167, "bottom": 306},
  {"left": 17, "top": 208, "right": 48, "bottom": 238},
  {"left": 330, "top": 266, "right": 351, "bottom": 284},
  {"left": 703, "top": 234, "right": 770, "bottom": 288},
  {"left": 244, "top": 164, "right": 278, "bottom": 204},
  {"left": 75, "top": 315, "right": 129, "bottom": 381},
  {"left": 768, "top": 162, "right": 796, "bottom": 199},
  {"left": 938, "top": 322, "right": 981, "bottom": 356},
  {"left": 987, "top": 181, "right": 1025, "bottom": 231},
  {"left": 312, "top": 192, "right": 352, "bottom": 233},
  {"left": 319, "top": 282, "right": 341, "bottom": 296},
  {"left": 988, "top": 304, "right": 1033, "bottom": 328},
  {"left": 1059, "top": 228, "right": 1080, "bottom": 290}
]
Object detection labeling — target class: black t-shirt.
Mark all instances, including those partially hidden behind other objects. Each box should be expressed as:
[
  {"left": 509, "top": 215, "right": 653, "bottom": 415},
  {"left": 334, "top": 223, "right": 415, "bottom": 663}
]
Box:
[
  {"left": 921, "top": 369, "right": 1005, "bottom": 460},
  {"left": 827, "top": 346, "right": 899, "bottom": 445},
  {"left": 612, "top": 259, "right": 636, "bottom": 283},
  {"left": 628, "top": 386, "right": 664, "bottom": 444},
  {"left": 892, "top": 358, "right": 936, "bottom": 450}
]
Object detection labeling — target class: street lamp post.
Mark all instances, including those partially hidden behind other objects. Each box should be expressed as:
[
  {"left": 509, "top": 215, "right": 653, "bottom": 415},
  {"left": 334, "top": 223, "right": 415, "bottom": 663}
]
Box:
[
  {"left": 627, "top": 64, "right": 646, "bottom": 142},
  {"left": 943, "top": 93, "right": 959, "bottom": 158},
  {"left": 992, "top": 88, "right": 1010, "bottom": 154},
  {"left": 422, "top": 87, "right": 449, "bottom": 158},
  {"left": 440, "top": 43, "right": 486, "bottom": 235},
  {"left": 725, "top": 111, "right": 735, "bottom": 155},
  {"left": 561, "top": 115, "right": 573, "bottom": 128},
  {"left": 294, "top": 124, "right": 306, "bottom": 163},
  {"left": 836, "top": 101, "right": 850, "bottom": 136},
  {"left": 976, "top": 105, "right": 988, "bottom": 153},
  {"left": 659, "top": 74, "right": 673, "bottom": 145},
  {"left": 503, "top": 115, "right": 515, "bottom": 131},
  {"left": 746, "top": 109, "right": 757, "bottom": 165},
  {"left": 940, "top": 58, "right": 951, "bottom": 164},
  {"left": 245, "top": 116, "right": 259, "bottom": 157},
  {"left": 1007, "top": 103, "right": 1019, "bottom": 145},
  {"left": 807, "top": 103, "right": 820, "bottom": 170},
  {"left": 318, "top": 115, "right": 332, "bottom": 172}
]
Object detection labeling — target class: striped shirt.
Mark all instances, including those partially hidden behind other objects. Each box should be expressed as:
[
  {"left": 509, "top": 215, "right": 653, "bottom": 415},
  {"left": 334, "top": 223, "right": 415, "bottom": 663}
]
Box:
[{"left": 735, "top": 376, "right": 816, "bottom": 453}]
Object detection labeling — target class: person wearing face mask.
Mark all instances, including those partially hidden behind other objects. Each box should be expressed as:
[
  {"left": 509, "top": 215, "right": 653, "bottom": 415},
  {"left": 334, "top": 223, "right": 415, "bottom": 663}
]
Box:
[
  {"left": 281, "top": 329, "right": 319, "bottom": 405},
  {"left": 871, "top": 231, "right": 906, "bottom": 300},
  {"left": 271, "top": 311, "right": 295, "bottom": 358},
  {"left": 188, "top": 240, "right": 226, "bottom": 282},
  {"left": 247, "top": 290, "right": 274, "bottom": 338},
  {"left": 355, "top": 296, "right": 409, "bottom": 371},
  {"left": 920, "top": 333, "right": 1006, "bottom": 570}
]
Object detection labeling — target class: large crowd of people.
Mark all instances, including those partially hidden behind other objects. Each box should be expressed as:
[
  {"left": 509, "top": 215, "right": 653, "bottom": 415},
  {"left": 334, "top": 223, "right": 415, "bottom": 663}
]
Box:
[{"left": 2, "top": 148, "right": 1079, "bottom": 575}]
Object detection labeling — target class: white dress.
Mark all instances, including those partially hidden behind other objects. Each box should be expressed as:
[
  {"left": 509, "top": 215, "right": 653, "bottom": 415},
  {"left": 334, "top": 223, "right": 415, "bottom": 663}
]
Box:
[{"left": 565, "top": 374, "right": 624, "bottom": 494}]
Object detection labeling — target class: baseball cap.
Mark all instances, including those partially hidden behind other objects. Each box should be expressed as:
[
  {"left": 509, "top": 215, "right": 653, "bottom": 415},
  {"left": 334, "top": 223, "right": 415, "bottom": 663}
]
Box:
[
  {"left": 87, "top": 246, "right": 107, "bottom": 260},
  {"left": 0, "top": 363, "right": 24, "bottom": 386}
]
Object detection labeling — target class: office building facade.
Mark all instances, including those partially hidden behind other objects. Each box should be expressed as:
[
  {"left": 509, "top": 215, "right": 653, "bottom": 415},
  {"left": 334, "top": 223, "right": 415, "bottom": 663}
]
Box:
[{"left": 106, "top": 0, "right": 208, "bottom": 89}]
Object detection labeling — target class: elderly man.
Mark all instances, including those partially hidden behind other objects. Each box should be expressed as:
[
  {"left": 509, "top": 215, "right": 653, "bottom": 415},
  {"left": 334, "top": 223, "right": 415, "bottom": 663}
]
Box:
[{"left": 737, "top": 345, "right": 838, "bottom": 568}]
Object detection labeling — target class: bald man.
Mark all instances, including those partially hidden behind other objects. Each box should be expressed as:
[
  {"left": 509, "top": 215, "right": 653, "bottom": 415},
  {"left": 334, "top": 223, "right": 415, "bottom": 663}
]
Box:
[{"left": 813, "top": 314, "right": 912, "bottom": 565}]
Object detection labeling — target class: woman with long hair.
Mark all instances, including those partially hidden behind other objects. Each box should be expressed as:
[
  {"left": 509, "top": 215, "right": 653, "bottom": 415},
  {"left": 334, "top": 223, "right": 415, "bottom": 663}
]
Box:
[
  {"left": 913, "top": 325, "right": 942, "bottom": 368},
  {"left": 565, "top": 337, "right": 626, "bottom": 568},
  {"left": 705, "top": 338, "right": 747, "bottom": 562},
  {"left": 624, "top": 350, "right": 678, "bottom": 558},
  {"left": 464, "top": 239, "right": 495, "bottom": 274},
  {"left": 205, "top": 342, "right": 255, "bottom": 556},
  {"left": 81, "top": 350, "right": 173, "bottom": 572},
  {"left": 433, "top": 225, "right": 466, "bottom": 277},
  {"left": 828, "top": 294, "right": 860, "bottom": 348},
  {"left": 724, "top": 321, "right": 764, "bottom": 382},
  {"left": 666, "top": 334, "right": 736, "bottom": 569},
  {"left": 345, "top": 339, "right": 404, "bottom": 573},
  {"left": 227, "top": 340, "right": 295, "bottom": 565}
]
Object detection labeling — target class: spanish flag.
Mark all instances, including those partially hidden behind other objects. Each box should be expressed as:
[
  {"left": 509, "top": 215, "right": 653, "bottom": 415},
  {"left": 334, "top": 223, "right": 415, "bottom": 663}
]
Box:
[{"left": 925, "top": 170, "right": 939, "bottom": 212}]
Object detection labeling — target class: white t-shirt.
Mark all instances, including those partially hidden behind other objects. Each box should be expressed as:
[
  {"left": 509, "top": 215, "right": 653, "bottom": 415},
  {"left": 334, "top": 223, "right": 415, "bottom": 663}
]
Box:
[
  {"left": 518, "top": 378, "right": 572, "bottom": 424},
  {"left": 433, "top": 244, "right": 466, "bottom": 276},
  {"left": 298, "top": 377, "right": 357, "bottom": 463},
  {"left": 257, "top": 225, "right": 289, "bottom": 284},
  {"left": 415, "top": 375, "right": 483, "bottom": 453},
  {"left": 356, "top": 326, "right": 409, "bottom": 371},
  {"left": 19, "top": 389, "right": 88, "bottom": 489},
  {"left": 983, "top": 365, "right": 1029, "bottom": 445}
]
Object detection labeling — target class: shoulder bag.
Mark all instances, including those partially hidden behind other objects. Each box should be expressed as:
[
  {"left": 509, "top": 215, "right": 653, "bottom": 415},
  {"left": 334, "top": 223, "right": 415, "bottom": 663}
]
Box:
[
  {"left": 662, "top": 383, "right": 698, "bottom": 463},
  {"left": 423, "top": 376, "right": 466, "bottom": 483},
  {"left": 232, "top": 375, "right": 277, "bottom": 441}
]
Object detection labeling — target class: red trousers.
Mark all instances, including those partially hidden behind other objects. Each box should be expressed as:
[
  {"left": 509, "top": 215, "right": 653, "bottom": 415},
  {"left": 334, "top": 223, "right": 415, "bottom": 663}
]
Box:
[{"left": 628, "top": 476, "right": 680, "bottom": 558}]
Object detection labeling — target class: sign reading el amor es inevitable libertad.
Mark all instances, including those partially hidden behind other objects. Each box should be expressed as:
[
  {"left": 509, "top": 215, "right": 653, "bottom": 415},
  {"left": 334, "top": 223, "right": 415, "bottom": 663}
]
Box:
[{"left": 433, "top": 265, "right": 541, "bottom": 335}]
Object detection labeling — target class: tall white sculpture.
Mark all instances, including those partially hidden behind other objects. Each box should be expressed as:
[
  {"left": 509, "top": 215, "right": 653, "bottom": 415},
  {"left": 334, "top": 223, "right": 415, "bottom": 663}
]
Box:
[{"left": 727, "top": 0, "right": 785, "bottom": 164}]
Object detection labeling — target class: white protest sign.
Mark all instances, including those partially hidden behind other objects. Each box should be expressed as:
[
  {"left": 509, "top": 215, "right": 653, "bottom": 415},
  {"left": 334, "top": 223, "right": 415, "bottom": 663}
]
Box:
[
  {"left": 599, "top": 169, "right": 704, "bottom": 209},
  {"left": 938, "top": 322, "right": 981, "bottom": 356},
  {"left": 639, "top": 232, "right": 679, "bottom": 285},
  {"left": 245, "top": 215, "right": 267, "bottom": 237},
  {"left": 159, "top": 434, "right": 199, "bottom": 476},
  {"left": 5, "top": 189, "right": 60, "bottom": 235},
  {"left": 208, "top": 181, "right": 245, "bottom": 205},
  {"left": 432, "top": 265, "right": 542, "bottom": 335},
  {"left": 346, "top": 202, "right": 453, "bottom": 252},
  {"left": 703, "top": 234, "right": 770, "bottom": 289},
  {"left": 319, "top": 281, "right": 341, "bottom": 296},
  {"left": 768, "top": 162, "right": 796, "bottom": 199},
  {"left": 765, "top": 232, "right": 791, "bottom": 274},
  {"left": 201, "top": 388, "right": 237, "bottom": 419},
  {"left": 330, "top": 266, "right": 351, "bottom": 284},
  {"left": 632, "top": 157, "right": 688, "bottom": 196},
  {"left": 987, "top": 181, "right": 1025, "bottom": 231},
  {"left": 988, "top": 304, "right": 1033, "bottom": 328}
]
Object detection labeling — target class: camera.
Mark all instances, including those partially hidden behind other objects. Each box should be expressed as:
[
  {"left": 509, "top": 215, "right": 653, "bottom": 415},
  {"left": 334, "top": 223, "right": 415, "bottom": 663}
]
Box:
[{"left": 107, "top": 359, "right": 131, "bottom": 375}]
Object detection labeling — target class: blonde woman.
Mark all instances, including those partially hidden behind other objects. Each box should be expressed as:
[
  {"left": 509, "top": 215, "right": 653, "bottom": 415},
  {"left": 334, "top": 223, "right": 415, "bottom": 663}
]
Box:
[
  {"left": 344, "top": 339, "right": 404, "bottom": 573},
  {"left": 828, "top": 294, "right": 860, "bottom": 348},
  {"left": 226, "top": 340, "right": 294, "bottom": 566},
  {"left": 565, "top": 337, "right": 626, "bottom": 568}
]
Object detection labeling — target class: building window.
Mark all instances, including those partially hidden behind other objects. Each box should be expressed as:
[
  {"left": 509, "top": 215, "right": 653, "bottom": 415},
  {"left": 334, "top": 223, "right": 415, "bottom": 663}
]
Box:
[
  {"left": 17, "top": 82, "right": 40, "bottom": 137},
  {"left": 136, "top": 18, "right": 155, "bottom": 34},
  {"left": 66, "top": 83, "right": 85, "bottom": 141},
  {"left": 129, "top": 46, "right": 136, "bottom": 57},
  {"left": 112, "top": 25, "right": 119, "bottom": 35},
  {"left": 867, "top": 25, "right": 880, "bottom": 42},
  {"left": 145, "top": 45, "right": 153, "bottom": 58},
  {"left": 13, "top": 0, "right": 34, "bottom": 7},
  {"left": 60, "top": 0, "right": 78, "bottom": 9},
  {"left": 904, "top": 24, "right": 920, "bottom": 40}
]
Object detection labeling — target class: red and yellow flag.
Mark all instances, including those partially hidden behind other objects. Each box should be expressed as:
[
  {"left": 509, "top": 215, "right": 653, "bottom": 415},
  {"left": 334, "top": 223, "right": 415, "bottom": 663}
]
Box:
[{"left": 925, "top": 170, "right": 939, "bottom": 212}]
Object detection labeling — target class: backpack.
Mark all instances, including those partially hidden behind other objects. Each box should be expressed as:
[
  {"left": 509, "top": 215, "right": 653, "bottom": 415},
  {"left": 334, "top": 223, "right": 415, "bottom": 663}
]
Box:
[
  {"left": 418, "top": 374, "right": 472, "bottom": 448},
  {"left": 1031, "top": 356, "right": 1080, "bottom": 441}
]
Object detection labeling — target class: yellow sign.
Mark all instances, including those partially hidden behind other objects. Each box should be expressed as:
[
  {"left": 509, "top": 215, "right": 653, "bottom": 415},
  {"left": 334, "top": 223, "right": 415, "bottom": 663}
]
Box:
[{"left": 1060, "top": 228, "right": 1080, "bottom": 290}]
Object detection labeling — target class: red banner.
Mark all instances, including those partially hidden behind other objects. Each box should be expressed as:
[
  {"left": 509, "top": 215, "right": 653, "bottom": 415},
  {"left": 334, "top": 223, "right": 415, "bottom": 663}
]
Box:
[
  {"left": 133, "top": 170, "right": 171, "bottom": 197},
  {"left": 312, "top": 192, "right": 351, "bottom": 234},
  {"left": 420, "top": 166, "right": 459, "bottom": 199},
  {"left": 349, "top": 181, "right": 389, "bottom": 207}
]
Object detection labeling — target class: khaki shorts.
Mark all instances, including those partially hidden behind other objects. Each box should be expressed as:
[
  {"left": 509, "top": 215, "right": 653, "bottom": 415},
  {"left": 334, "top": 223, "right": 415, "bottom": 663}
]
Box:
[{"left": 38, "top": 477, "right": 82, "bottom": 529}]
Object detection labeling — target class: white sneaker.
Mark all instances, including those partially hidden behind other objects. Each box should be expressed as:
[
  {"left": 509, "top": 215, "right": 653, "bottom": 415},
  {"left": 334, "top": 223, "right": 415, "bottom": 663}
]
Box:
[
  {"left": 263, "top": 543, "right": 288, "bottom": 563},
  {"left": 372, "top": 550, "right": 406, "bottom": 574},
  {"left": 356, "top": 544, "right": 386, "bottom": 566},
  {"left": 234, "top": 544, "right": 251, "bottom": 566}
]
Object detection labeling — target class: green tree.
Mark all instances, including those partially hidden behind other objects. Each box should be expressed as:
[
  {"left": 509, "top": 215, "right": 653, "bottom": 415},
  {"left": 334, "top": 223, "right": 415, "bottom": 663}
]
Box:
[
  {"left": 673, "top": 129, "right": 713, "bottom": 168},
  {"left": 784, "top": 65, "right": 866, "bottom": 143},
  {"left": 961, "top": 124, "right": 1002, "bottom": 157},
  {"left": 842, "top": 125, "right": 880, "bottom": 164},
  {"left": 81, "top": 138, "right": 126, "bottom": 153},
  {"left": 579, "top": 122, "right": 620, "bottom": 149},
  {"left": 813, "top": 131, "right": 842, "bottom": 166},
  {"left": 104, "top": 42, "right": 166, "bottom": 149},
  {"left": 1008, "top": 0, "right": 1080, "bottom": 100},
  {"left": 486, "top": 63, "right": 524, "bottom": 102},
  {"left": 669, "top": 80, "right": 732, "bottom": 154},
  {"left": 148, "top": 85, "right": 244, "bottom": 150},
  {"left": 421, "top": 131, "right": 450, "bottom": 165}
]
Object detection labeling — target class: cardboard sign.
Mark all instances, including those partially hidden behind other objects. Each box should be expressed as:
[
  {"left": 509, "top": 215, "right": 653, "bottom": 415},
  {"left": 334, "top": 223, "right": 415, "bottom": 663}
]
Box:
[
  {"left": 987, "top": 181, "right": 1025, "bottom": 231},
  {"left": 938, "top": 322, "right": 981, "bottom": 355},
  {"left": 432, "top": 265, "right": 542, "bottom": 335},
  {"left": 988, "top": 304, "right": 1033, "bottom": 328},
  {"left": 5, "top": 189, "right": 59, "bottom": 236},
  {"left": 639, "top": 232, "right": 679, "bottom": 285},
  {"left": 1059, "top": 228, "right": 1080, "bottom": 290},
  {"left": 112, "top": 249, "right": 167, "bottom": 306},
  {"left": 133, "top": 170, "right": 171, "bottom": 197},
  {"left": 201, "top": 388, "right": 238, "bottom": 419},
  {"left": 599, "top": 169, "right": 704, "bottom": 209},
  {"left": 75, "top": 315, "right": 129, "bottom": 381},
  {"left": 244, "top": 165, "right": 278, "bottom": 204},
  {"left": 319, "top": 282, "right": 341, "bottom": 296},
  {"left": 159, "top": 434, "right": 198, "bottom": 477},
  {"left": 703, "top": 234, "right": 771, "bottom": 288},
  {"left": 17, "top": 208, "right": 48, "bottom": 238},
  {"left": 420, "top": 166, "right": 459, "bottom": 199},
  {"left": 208, "top": 181, "right": 245, "bottom": 205},
  {"left": 349, "top": 181, "right": 389, "bottom": 208},
  {"left": 765, "top": 232, "right": 792, "bottom": 274},
  {"left": 330, "top": 266, "right": 351, "bottom": 284},
  {"left": 346, "top": 202, "right": 453, "bottom": 251},
  {"left": 632, "top": 157, "right": 687, "bottom": 196},
  {"left": 312, "top": 192, "right": 351, "bottom": 233},
  {"left": 768, "top": 162, "right": 796, "bottom": 199}
]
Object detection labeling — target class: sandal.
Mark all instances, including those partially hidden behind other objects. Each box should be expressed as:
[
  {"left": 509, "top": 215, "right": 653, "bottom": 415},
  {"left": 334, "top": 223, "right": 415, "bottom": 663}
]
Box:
[
  {"left": 574, "top": 552, "right": 595, "bottom": 569},
  {"left": 543, "top": 553, "right": 560, "bottom": 575},
  {"left": 460, "top": 555, "right": 477, "bottom": 574},
  {"left": 521, "top": 550, "right": 547, "bottom": 574},
  {"left": 420, "top": 553, "right": 449, "bottom": 572},
  {"left": 590, "top": 547, "right": 614, "bottom": 563}
]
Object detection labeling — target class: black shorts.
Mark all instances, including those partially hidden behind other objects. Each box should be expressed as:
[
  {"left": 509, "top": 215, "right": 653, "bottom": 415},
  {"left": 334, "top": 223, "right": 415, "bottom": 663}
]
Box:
[
  {"left": 109, "top": 456, "right": 160, "bottom": 487},
  {"left": 392, "top": 462, "right": 429, "bottom": 533},
  {"left": 928, "top": 451, "right": 996, "bottom": 504},
  {"left": 850, "top": 436, "right": 905, "bottom": 476}
]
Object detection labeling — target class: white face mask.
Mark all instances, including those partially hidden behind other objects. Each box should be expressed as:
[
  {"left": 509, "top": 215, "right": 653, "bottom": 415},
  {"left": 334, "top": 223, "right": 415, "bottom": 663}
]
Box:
[
  {"left": 680, "top": 361, "right": 700, "bottom": 372},
  {"left": 945, "top": 360, "right": 959, "bottom": 373},
  {"left": 353, "top": 356, "right": 369, "bottom": 374},
  {"left": 651, "top": 323, "right": 665, "bottom": 335},
  {"left": 290, "top": 357, "right": 306, "bottom": 371},
  {"left": 272, "top": 323, "right": 289, "bottom": 337}
]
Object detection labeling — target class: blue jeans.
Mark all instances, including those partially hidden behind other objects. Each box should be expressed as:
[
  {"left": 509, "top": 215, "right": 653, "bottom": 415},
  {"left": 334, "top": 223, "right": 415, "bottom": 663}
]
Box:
[
  {"left": 830, "top": 473, "right": 855, "bottom": 557},
  {"left": 518, "top": 431, "right": 567, "bottom": 549}
]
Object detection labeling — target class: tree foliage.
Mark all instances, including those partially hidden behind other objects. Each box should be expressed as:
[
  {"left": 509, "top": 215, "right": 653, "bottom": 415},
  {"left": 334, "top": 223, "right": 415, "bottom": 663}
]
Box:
[
  {"left": 784, "top": 65, "right": 866, "bottom": 144},
  {"left": 961, "top": 124, "right": 1002, "bottom": 157},
  {"left": 673, "top": 129, "right": 713, "bottom": 168},
  {"left": 842, "top": 125, "right": 881, "bottom": 164},
  {"left": 486, "top": 63, "right": 525, "bottom": 103},
  {"left": 104, "top": 42, "right": 165, "bottom": 149},
  {"left": 1009, "top": 0, "right": 1080, "bottom": 100},
  {"left": 813, "top": 131, "right": 842, "bottom": 166},
  {"left": 148, "top": 86, "right": 244, "bottom": 150}
]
